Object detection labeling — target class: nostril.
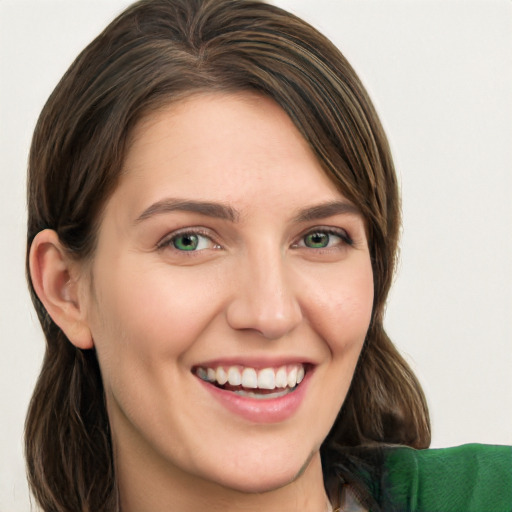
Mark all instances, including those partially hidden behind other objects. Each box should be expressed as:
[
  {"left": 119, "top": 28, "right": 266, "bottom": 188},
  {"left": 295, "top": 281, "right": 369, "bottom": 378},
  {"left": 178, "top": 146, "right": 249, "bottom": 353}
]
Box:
[
  {"left": 225, "top": 261, "right": 302, "bottom": 338},
  {"left": 226, "top": 301, "right": 303, "bottom": 340}
]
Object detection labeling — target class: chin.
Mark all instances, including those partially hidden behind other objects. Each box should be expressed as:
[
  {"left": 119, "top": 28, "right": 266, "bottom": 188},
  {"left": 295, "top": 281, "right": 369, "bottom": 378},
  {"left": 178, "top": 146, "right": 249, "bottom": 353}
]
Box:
[
  {"left": 205, "top": 446, "right": 318, "bottom": 495},
  {"left": 216, "top": 467, "right": 301, "bottom": 495}
]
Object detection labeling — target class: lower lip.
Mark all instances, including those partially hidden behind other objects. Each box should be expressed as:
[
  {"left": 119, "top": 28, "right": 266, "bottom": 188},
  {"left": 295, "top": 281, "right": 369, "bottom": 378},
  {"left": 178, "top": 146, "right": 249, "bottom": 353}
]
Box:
[{"left": 197, "top": 370, "right": 312, "bottom": 424}]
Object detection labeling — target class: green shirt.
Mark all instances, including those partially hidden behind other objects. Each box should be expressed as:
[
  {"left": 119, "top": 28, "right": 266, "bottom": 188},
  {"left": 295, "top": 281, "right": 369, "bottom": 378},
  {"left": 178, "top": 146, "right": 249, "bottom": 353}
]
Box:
[{"left": 378, "top": 444, "right": 512, "bottom": 512}]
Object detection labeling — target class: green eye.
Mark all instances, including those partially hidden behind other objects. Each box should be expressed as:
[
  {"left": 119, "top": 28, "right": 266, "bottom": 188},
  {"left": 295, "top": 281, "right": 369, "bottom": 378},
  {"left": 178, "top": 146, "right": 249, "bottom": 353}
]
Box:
[
  {"left": 173, "top": 234, "right": 199, "bottom": 251},
  {"left": 304, "top": 232, "right": 330, "bottom": 248}
]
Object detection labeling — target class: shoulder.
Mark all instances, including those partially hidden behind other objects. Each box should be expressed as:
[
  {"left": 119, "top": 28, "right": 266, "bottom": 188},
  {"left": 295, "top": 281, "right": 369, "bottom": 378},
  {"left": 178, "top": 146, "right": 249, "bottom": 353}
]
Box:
[{"left": 378, "top": 444, "right": 512, "bottom": 512}]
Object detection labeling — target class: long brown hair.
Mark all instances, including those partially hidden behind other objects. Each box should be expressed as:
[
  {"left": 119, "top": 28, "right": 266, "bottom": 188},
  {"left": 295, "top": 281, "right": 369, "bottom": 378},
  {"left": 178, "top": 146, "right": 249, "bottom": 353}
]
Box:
[{"left": 25, "top": 0, "right": 430, "bottom": 510}]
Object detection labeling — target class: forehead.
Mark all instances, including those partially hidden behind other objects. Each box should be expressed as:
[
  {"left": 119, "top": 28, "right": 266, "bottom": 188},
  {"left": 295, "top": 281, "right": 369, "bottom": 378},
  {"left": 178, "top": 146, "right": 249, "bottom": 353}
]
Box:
[
  {"left": 119, "top": 92, "right": 343, "bottom": 205},
  {"left": 125, "top": 91, "right": 316, "bottom": 174}
]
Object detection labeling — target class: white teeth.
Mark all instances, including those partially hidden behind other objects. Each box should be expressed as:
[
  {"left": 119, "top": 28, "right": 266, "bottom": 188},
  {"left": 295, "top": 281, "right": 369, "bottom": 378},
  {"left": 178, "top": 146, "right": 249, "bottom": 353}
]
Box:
[
  {"left": 196, "top": 367, "right": 208, "bottom": 381},
  {"left": 216, "top": 367, "right": 228, "bottom": 385},
  {"left": 275, "top": 366, "right": 287, "bottom": 388},
  {"left": 257, "top": 368, "right": 275, "bottom": 390},
  {"left": 241, "top": 367, "right": 258, "bottom": 389},
  {"left": 227, "top": 366, "right": 242, "bottom": 386},
  {"left": 196, "top": 363, "right": 307, "bottom": 391},
  {"left": 234, "top": 388, "right": 292, "bottom": 399},
  {"left": 287, "top": 366, "right": 298, "bottom": 388},
  {"left": 297, "top": 365, "right": 305, "bottom": 384}
]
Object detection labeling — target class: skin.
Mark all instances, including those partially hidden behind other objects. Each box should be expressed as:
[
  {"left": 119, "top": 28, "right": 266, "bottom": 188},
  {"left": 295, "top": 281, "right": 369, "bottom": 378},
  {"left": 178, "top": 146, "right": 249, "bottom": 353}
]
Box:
[{"left": 31, "top": 92, "right": 374, "bottom": 512}]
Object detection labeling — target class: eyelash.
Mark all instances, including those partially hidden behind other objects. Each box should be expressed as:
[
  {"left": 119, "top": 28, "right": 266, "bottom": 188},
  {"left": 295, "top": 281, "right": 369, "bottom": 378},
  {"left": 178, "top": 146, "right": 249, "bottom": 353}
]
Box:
[
  {"left": 157, "top": 226, "right": 353, "bottom": 253},
  {"left": 293, "top": 227, "right": 353, "bottom": 250},
  {"left": 157, "top": 228, "right": 220, "bottom": 252}
]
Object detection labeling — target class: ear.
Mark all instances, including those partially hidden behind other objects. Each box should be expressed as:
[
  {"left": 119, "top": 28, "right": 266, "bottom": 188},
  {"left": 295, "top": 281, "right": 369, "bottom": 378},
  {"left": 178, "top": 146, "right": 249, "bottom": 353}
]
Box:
[{"left": 29, "top": 229, "right": 94, "bottom": 349}]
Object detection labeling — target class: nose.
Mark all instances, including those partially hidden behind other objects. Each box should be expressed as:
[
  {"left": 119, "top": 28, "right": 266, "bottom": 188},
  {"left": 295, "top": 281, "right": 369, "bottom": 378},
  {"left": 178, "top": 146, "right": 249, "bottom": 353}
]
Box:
[{"left": 225, "top": 248, "right": 303, "bottom": 340}]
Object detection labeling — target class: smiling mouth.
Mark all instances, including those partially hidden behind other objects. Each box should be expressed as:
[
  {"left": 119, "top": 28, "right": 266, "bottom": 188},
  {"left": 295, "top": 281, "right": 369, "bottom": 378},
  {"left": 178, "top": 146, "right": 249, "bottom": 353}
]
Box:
[{"left": 193, "top": 363, "right": 308, "bottom": 399}]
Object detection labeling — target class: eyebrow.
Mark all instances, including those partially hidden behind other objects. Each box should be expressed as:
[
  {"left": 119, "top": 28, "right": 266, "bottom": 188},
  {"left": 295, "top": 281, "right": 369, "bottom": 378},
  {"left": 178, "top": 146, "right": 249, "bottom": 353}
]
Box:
[
  {"left": 135, "top": 198, "right": 360, "bottom": 224},
  {"left": 135, "top": 198, "right": 239, "bottom": 223},
  {"left": 292, "top": 200, "right": 361, "bottom": 222}
]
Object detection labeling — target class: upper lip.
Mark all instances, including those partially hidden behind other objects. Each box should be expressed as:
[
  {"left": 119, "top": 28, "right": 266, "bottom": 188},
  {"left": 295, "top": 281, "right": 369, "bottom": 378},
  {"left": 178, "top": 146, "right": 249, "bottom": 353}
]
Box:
[{"left": 192, "top": 356, "right": 316, "bottom": 370}]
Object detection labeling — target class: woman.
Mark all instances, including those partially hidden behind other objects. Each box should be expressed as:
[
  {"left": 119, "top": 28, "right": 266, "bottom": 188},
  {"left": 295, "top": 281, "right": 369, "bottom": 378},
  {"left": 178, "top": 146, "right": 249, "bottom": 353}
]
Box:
[{"left": 25, "top": 0, "right": 511, "bottom": 511}]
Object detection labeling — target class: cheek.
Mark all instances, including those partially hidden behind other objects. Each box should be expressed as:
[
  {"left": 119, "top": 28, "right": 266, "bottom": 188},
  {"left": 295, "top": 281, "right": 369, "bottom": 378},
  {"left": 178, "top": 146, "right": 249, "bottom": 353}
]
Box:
[
  {"left": 300, "top": 257, "right": 374, "bottom": 354},
  {"left": 87, "top": 257, "right": 226, "bottom": 380}
]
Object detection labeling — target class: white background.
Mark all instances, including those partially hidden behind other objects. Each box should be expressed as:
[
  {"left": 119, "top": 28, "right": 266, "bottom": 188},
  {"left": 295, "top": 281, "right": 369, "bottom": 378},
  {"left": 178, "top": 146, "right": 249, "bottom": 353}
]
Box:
[{"left": 1, "top": 1, "right": 511, "bottom": 510}]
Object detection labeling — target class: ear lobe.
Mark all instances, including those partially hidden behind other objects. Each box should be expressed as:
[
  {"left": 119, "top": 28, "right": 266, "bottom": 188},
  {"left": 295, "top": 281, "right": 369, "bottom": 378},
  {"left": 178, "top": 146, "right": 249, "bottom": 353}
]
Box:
[{"left": 29, "top": 229, "right": 94, "bottom": 350}]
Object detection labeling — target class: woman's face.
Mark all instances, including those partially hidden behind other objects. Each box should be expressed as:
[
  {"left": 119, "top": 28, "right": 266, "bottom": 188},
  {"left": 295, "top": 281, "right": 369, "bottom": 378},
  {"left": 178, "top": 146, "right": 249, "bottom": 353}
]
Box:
[{"left": 82, "top": 92, "right": 374, "bottom": 494}]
